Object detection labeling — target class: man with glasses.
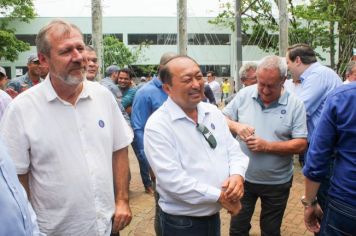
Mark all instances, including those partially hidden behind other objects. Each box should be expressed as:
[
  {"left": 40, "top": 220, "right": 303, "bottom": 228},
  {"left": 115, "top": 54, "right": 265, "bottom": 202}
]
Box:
[
  {"left": 223, "top": 55, "right": 308, "bottom": 236},
  {"left": 6, "top": 54, "right": 43, "bottom": 98},
  {"left": 144, "top": 55, "right": 249, "bottom": 236}
]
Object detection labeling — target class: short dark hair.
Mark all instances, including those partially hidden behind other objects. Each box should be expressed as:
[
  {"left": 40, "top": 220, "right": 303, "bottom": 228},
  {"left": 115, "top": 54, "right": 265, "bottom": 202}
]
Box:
[
  {"left": 159, "top": 55, "right": 199, "bottom": 85},
  {"left": 287, "top": 43, "right": 317, "bottom": 65},
  {"left": 207, "top": 71, "right": 215, "bottom": 77},
  {"left": 119, "top": 68, "right": 132, "bottom": 79}
]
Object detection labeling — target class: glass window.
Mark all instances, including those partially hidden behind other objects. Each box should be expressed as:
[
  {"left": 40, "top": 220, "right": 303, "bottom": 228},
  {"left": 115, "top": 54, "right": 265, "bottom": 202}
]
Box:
[
  {"left": 200, "top": 65, "right": 231, "bottom": 76},
  {"left": 15, "top": 34, "right": 36, "bottom": 46},
  {"left": 128, "top": 34, "right": 158, "bottom": 45},
  {"left": 188, "top": 34, "right": 230, "bottom": 45}
]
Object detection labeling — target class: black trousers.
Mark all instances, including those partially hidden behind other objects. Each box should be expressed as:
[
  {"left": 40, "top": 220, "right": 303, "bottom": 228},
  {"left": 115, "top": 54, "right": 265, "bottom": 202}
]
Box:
[{"left": 230, "top": 178, "right": 292, "bottom": 236}]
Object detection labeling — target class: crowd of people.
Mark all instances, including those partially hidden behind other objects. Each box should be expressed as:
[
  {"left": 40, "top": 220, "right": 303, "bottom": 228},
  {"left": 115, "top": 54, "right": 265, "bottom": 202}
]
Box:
[{"left": 0, "top": 19, "right": 355, "bottom": 236}]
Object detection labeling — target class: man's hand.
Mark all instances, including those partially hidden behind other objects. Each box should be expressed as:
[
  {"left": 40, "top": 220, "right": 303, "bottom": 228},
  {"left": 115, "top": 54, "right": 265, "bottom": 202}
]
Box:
[
  {"left": 5, "top": 87, "right": 19, "bottom": 98},
  {"left": 218, "top": 192, "right": 242, "bottom": 216},
  {"left": 112, "top": 200, "right": 132, "bottom": 234},
  {"left": 245, "top": 135, "right": 269, "bottom": 152},
  {"left": 304, "top": 204, "right": 323, "bottom": 233},
  {"left": 221, "top": 175, "right": 244, "bottom": 201},
  {"left": 234, "top": 123, "right": 255, "bottom": 141}
]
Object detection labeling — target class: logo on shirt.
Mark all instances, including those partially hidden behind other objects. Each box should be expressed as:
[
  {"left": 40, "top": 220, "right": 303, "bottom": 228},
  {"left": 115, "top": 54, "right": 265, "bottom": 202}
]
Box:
[
  {"left": 281, "top": 109, "right": 286, "bottom": 114},
  {"left": 211, "top": 123, "right": 215, "bottom": 130},
  {"left": 98, "top": 120, "right": 105, "bottom": 128}
]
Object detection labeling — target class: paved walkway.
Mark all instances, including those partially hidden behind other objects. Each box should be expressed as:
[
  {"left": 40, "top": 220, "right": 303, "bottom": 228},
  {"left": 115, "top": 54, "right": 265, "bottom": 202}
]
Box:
[{"left": 121, "top": 149, "right": 313, "bottom": 236}]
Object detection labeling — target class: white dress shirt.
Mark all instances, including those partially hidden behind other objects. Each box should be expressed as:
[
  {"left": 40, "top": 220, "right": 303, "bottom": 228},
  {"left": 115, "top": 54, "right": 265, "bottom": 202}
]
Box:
[
  {"left": 144, "top": 97, "right": 248, "bottom": 216},
  {"left": 0, "top": 77, "right": 133, "bottom": 235},
  {"left": 0, "top": 90, "right": 11, "bottom": 121},
  {"left": 208, "top": 80, "right": 221, "bottom": 103}
]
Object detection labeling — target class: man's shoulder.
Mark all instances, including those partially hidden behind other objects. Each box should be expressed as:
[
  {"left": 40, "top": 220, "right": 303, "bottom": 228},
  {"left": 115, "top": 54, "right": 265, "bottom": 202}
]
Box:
[
  {"left": 328, "top": 82, "right": 356, "bottom": 98},
  {"left": 8, "top": 74, "right": 27, "bottom": 86},
  {"left": 134, "top": 81, "right": 161, "bottom": 99}
]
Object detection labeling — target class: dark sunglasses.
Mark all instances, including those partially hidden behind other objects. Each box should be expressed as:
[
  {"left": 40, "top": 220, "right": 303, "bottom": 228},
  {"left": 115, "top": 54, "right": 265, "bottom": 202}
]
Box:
[{"left": 196, "top": 123, "right": 217, "bottom": 149}]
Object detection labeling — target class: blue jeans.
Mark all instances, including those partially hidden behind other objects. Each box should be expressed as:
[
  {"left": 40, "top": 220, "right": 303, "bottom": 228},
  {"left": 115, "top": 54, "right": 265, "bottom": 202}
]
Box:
[
  {"left": 160, "top": 211, "right": 220, "bottom": 236},
  {"left": 131, "top": 136, "right": 152, "bottom": 188},
  {"left": 319, "top": 198, "right": 356, "bottom": 236},
  {"left": 230, "top": 179, "right": 292, "bottom": 236}
]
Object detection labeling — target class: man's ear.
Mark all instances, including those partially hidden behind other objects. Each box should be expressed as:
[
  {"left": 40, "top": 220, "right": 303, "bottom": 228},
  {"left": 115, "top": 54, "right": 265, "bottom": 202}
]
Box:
[
  {"left": 38, "top": 53, "right": 49, "bottom": 67},
  {"left": 295, "top": 56, "right": 302, "bottom": 65},
  {"left": 163, "top": 83, "right": 171, "bottom": 94}
]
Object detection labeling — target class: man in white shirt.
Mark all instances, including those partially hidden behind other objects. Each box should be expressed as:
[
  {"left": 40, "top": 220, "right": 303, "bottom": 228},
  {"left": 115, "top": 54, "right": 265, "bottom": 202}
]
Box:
[
  {"left": 0, "top": 19, "right": 133, "bottom": 236},
  {"left": 144, "top": 56, "right": 249, "bottom": 236},
  {"left": 206, "top": 71, "right": 221, "bottom": 105}
]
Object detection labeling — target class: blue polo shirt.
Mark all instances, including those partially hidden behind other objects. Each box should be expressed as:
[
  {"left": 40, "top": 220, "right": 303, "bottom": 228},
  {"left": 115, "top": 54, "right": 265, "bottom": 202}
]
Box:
[
  {"left": 303, "top": 82, "right": 356, "bottom": 207},
  {"left": 223, "top": 84, "right": 307, "bottom": 184},
  {"left": 131, "top": 77, "right": 168, "bottom": 153}
]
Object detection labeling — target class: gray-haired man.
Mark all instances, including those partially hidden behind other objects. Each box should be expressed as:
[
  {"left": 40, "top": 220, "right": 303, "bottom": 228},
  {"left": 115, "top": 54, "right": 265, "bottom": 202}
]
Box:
[{"left": 223, "top": 55, "right": 308, "bottom": 236}]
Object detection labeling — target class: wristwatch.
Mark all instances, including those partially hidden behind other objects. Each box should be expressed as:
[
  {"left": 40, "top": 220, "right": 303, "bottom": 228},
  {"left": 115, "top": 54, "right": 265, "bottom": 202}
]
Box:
[{"left": 301, "top": 196, "right": 318, "bottom": 207}]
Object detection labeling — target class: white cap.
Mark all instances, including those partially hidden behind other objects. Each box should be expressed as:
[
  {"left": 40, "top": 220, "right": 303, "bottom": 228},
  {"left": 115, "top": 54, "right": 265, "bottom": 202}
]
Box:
[{"left": 0, "top": 66, "right": 6, "bottom": 76}]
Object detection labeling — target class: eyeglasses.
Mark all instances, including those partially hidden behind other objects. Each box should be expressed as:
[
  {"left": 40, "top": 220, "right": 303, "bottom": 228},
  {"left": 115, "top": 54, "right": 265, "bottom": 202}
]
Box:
[{"left": 196, "top": 123, "right": 217, "bottom": 149}]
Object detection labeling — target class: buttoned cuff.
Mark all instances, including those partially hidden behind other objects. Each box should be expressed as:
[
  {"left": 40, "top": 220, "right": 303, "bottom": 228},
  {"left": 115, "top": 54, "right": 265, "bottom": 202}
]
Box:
[
  {"left": 205, "top": 186, "right": 222, "bottom": 203},
  {"left": 229, "top": 165, "right": 247, "bottom": 179}
]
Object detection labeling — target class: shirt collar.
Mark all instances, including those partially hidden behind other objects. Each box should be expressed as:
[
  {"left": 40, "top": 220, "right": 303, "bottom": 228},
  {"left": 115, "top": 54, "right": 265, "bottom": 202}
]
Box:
[
  {"left": 251, "top": 85, "right": 289, "bottom": 109},
  {"left": 300, "top": 62, "right": 321, "bottom": 82},
  {"left": 152, "top": 77, "right": 163, "bottom": 88},
  {"left": 43, "top": 76, "right": 91, "bottom": 103},
  {"left": 166, "top": 97, "right": 212, "bottom": 123}
]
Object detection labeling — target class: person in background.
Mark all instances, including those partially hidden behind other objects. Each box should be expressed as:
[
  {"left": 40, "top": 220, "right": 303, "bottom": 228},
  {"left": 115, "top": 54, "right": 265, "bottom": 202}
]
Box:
[
  {"left": 206, "top": 71, "right": 221, "bottom": 105},
  {"left": 224, "top": 55, "right": 308, "bottom": 236},
  {"left": 203, "top": 83, "right": 217, "bottom": 105},
  {"left": 117, "top": 68, "right": 137, "bottom": 115},
  {"left": 0, "top": 19, "right": 133, "bottom": 235},
  {"left": 221, "top": 78, "right": 231, "bottom": 103},
  {"left": 343, "top": 60, "right": 356, "bottom": 84},
  {"left": 6, "top": 54, "right": 42, "bottom": 98},
  {"left": 0, "top": 66, "right": 12, "bottom": 121},
  {"left": 85, "top": 45, "right": 99, "bottom": 81},
  {"left": 286, "top": 43, "right": 342, "bottom": 211},
  {"left": 302, "top": 82, "right": 356, "bottom": 235},
  {"left": 136, "top": 76, "right": 147, "bottom": 90},
  {"left": 144, "top": 55, "right": 249, "bottom": 236},
  {"left": 224, "top": 62, "right": 257, "bottom": 105}
]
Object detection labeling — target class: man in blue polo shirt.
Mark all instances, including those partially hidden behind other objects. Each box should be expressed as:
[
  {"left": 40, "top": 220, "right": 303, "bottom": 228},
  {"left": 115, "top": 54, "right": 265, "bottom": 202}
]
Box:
[
  {"left": 223, "top": 55, "right": 308, "bottom": 236},
  {"left": 131, "top": 52, "right": 177, "bottom": 236},
  {"left": 302, "top": 82, "right": 356, "bottom": 235}
]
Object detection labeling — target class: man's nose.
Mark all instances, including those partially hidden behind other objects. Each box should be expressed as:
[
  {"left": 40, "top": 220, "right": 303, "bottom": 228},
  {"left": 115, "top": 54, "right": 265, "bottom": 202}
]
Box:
[{"left": 72, "top": 49, "right": 83, "bottom": 62}]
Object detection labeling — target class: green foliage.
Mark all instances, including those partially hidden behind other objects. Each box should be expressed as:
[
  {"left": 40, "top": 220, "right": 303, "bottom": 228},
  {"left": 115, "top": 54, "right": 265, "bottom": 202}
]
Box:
[
  {"left": 103, "top": 35, "right": 148, "bottom": 69},
  {"left": 209, "top": 0, "right": 356, "bottom": 71},
  {"left": 0, "top": 0, "right": 36, "bottom": 61}
]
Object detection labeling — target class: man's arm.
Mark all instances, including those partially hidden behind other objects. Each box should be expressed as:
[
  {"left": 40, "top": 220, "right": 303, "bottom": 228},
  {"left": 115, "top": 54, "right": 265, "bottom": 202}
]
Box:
[
  {"left": 225, "top": 117, "right": 255, "bottom": 140},
  {"left": 111, "top": 147, "right": 132, "bottom": 234},
  {"left": 121, "top": 88, "right": 137, "bottom": 109},
  {"left": 303, "top": 177, "right": 322, "bottom": 233},
  {"left": 245, "top": 136, "right": 307, "bottom": 155}
]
